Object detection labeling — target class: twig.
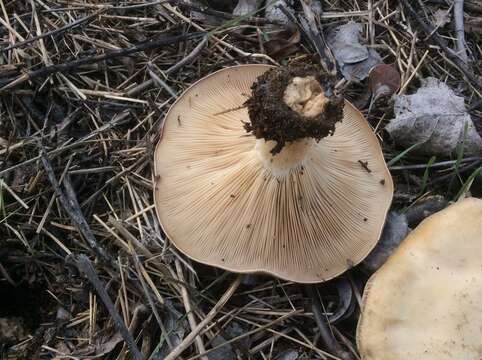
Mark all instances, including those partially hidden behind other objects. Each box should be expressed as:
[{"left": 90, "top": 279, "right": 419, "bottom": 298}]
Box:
[
  {"left": 0, "top": 32, "right": 204, "bottom": 92},
  {"left": 147, "top": 65, "right": 178, "bottom": 98},
  {"left": 127, "top": 35, "right": 208, "bottom": 96},
  {"left": 279, "top": 2, "right": 336, "bottom": 74},
  {"left": 167, "top": 35, "right": 208, "bottom": 74},
  {"left": 40, "top": 149, "right": 110, "bottom": 261},
  {"left": 164, "top": 275, "right": 242, "bottom": 360},
  {"left": 132, "top": 253, "right": 174, "bottom": 350},
  {"left": 389, "top": 156, "right": 482, "bottom": 170},
  {"left": 2, "top": 9, "right": 104, "bottom": 52},
  {"left": 175, "top": 260, "right": 208, "bottom": 360},
  {"left": 188, "top": 311, "right": 304, "bottom": 360},
  {"left": 399, "top": 0, "right": 481, "bottom": 93},
  {"left": 453, "top": 0, "right": 469, "bottom": 63},
  {"left": 0, "top": 179, "right": 29, "bottom": 209},
  {"left": 300, "top": 1, "right": 326, "bottom": 58},
  {"left": 75, "top": 255, "right": 143, "bottom": 360},
  {"left": 0, "top": 111, "right": 130, "bottom": 177}
]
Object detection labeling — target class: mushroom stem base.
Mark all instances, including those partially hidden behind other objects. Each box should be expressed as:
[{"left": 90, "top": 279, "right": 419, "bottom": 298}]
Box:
[
  {"left": 245, "top": 65, "right": 343, "bottom": 155},
  {"left": 255, "top": 137, "right": 314, "bottom": 178}
]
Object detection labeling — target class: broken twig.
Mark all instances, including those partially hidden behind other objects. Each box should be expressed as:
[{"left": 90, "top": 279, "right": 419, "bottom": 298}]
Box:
[
  {"left": 453, "top": 0, "right": 469, "bottom": 63},
  {"left": 75, "top": 255, "right": 143, "bottom": 360},
  {"left": 164, "top": 275, "right": 242, "bottom": 360}
]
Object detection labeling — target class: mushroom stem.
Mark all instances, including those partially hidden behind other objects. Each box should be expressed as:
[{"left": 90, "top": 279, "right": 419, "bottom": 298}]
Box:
[
  {"left": 254, "top": 73, "right": 340, "bottom": 177},
  {"left": 245, "top": 65, "right": 344, "bottom": 175},
  {"left": 255, "top": 137, "right": 315, "bottom": 177}
]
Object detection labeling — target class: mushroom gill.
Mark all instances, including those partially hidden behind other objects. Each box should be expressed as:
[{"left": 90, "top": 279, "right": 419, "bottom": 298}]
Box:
[{"left": 153, "top": 64, "right": 393, "bottom": 283}]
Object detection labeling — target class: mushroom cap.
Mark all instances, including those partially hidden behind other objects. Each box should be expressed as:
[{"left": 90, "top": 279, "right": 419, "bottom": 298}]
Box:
[
  {"left": 357, "top": 197, "right": 482, "bottom": 359},
  {"left": 153, "top": 64, "right": 393, "bottom": 283}
]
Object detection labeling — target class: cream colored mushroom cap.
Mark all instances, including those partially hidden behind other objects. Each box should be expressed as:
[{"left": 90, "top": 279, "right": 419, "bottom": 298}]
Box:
[
  {"left": 153, "top": 64, "right": 393, "bottom": 283},
  {"left": 357, "top": 197, "right": 482, "bottom": 359}
]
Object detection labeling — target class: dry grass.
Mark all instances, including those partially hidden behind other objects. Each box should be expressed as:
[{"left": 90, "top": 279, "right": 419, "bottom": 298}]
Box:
[{"left": 0, "top": 0, "right": 481, "bottom": 359}]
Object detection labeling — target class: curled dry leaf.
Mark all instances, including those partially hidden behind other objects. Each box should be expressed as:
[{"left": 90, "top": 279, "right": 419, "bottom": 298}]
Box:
[
  {"left": 328, "top": 278, "right": 355, "bottom": 324},
  {"left": 368, "top": 64, "right": 401, "bottom": 101},
  {"left": 362, "top": 211, "right": 410, "bottom": 273},
  {"left": 264, "top": 27, "right": 300, "bottom": 59},
  {"left": 386, "top": 77, "right": 482, "bottom": 156},
  {"left": 327, "top": 22, "right": 382, "bottom": 81}
]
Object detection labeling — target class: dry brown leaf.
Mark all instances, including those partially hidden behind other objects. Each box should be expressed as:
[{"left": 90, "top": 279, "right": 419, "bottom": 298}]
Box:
[
  {"left": 369, "top": 64, "right": 401, "bottom": 100},
  {"left": 368, "top": 64, "right": 401, "bottom": 111}
]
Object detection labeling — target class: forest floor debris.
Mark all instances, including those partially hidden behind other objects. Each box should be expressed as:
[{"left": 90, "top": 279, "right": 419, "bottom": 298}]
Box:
[{"left": 1, "top": 0, "right": 481, "bottom": 359}]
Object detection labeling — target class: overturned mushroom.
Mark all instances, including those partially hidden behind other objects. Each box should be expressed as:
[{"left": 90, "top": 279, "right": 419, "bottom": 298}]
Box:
[
  {"left": 153, "top": 64, "right": 393, "bottom": 283},
  {"left": 357, "top": 197, "right": 482, "bottom": 359}
]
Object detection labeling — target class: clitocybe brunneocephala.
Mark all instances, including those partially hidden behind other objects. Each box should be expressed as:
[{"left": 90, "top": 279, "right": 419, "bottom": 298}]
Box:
[
  {"left": 357, "top": 197, "right": 482, "bottom": 359},
  {"left": 153, "top": 64, "right": 393, "bottom": 283}
]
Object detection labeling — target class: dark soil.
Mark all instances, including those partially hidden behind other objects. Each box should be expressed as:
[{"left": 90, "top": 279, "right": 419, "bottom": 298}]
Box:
[
  {"left": 0, "top": 282, "right": 46, "bottom": 343},
  {"left": 245, "top": 64, "right": 344, "bottom": 154}
]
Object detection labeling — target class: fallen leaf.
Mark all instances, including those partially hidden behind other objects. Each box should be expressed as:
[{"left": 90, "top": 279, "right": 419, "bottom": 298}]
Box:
[
  {"left": 69, "top": 333, "right": 122, "bottom": 358},
  {"left": 386, "top": 77, "right": 482, "bottom": 156},
  {"left": 369, "top": 64, "right": 401, "bottom": 99},
  {"left": 91, "top": 333, "right": 123, "bottom": 358},
  {"left": 368, "top": 64, "right": 401, "bottom": 111},
  {"left": 433, "top": 9, "right": 451, "bottom": 28},
  {"left": 327, "top": 22, "right": 382, "bottom": 81}
]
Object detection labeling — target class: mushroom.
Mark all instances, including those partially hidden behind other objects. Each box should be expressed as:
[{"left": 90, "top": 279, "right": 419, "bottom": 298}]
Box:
[
  {"left": 357, "top": 197, "right": 482, "bottom": 359},
  {"left": 153, "top": 64, "right": 393, "bottom": 283}
]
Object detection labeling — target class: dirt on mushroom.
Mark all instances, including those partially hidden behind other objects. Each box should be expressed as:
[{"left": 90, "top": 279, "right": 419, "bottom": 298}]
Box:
[{"left": 245, "top": 64, "right": 344, "bottom": 154}]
